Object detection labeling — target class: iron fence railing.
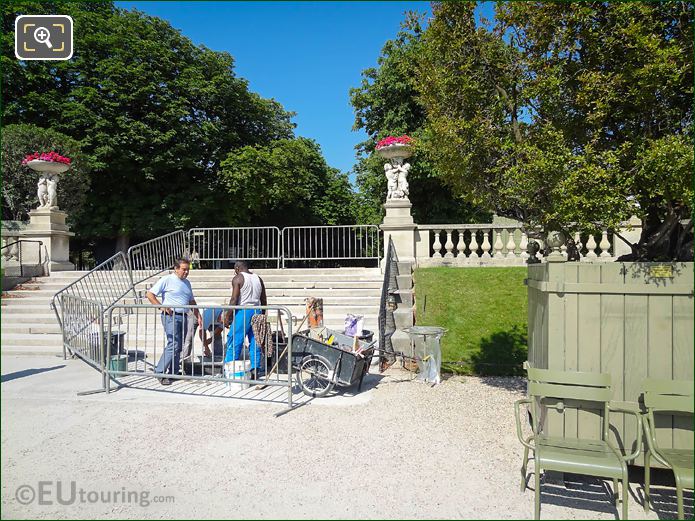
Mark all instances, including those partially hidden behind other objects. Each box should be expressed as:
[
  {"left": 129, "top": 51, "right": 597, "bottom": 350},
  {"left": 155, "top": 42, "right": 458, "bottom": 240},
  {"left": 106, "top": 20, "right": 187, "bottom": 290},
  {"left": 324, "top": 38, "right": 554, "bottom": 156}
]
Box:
[
  {"left": 281, "top": 225, "right": 380, "bottom": 267},
  {"left": 378, "top": 237, "right": 398, "bottom": 371},
  {"left": 1, "top": 239, "right": 46, "bottom": 277},
  {"left": 188, "top": 227, "right": 281, "bottom": 268},
  {"left": 127, "top": 230, "right": 188, "bottom": 286}
]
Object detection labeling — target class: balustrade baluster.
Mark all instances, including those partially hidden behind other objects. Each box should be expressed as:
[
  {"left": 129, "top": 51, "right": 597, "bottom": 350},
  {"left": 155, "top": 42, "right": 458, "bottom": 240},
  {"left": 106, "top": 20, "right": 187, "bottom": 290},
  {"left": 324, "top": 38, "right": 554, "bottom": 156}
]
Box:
[
  {"left": 444, "top": 229, "right": 455, "bottom": 258},
  {"left": 469, "top": 231, "right": 479, "bottom": 259},
  {"left": 456, "top": 230, "right": 466, "bottom": 259},
  {"left": 519, "top": 232, "right": 529, "bottom": 262},
  {"left": 506, "top": 228, "right": 517, "bottom": 259},
  {"left": 574, "top": 232, "right": 584, "bottom": 259},
  {"left": 481, "top": 229, "right": 492, "bottom": 259},
  {"left": 493, "top": 229, "right": 505, "bottom": 259},
  {"left": 432, "top": 230, "right": 443, "bottom": 259},
  {"left": 585, "top": 233, "right": 598, "bottom": 259},
  {"left": 599, "top": 230, "right": 611, "bottom": 258}
]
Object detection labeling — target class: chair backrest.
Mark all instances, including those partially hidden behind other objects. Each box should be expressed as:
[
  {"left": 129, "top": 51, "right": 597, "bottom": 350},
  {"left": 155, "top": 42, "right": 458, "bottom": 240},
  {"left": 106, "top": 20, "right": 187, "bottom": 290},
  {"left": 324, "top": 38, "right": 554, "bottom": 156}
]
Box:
[
  {"left": 643, "top": 378, "right": 694, "bottom": 414},
  {"left": 527, "top": 368, "right": 612, "bottom": 439},
  {"left": 527, "top": 367, "right": 612, "bottom": 403}
]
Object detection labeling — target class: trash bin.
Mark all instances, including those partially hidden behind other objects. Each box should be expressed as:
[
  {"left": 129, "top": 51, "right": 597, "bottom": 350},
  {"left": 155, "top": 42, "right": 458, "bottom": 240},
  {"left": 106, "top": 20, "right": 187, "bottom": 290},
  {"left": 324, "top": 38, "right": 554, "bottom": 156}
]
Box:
[
  {"left": 403, "top": 326, "right": 447, "bottom": 384},
  {"left": 89, "top": 331, "right": 126, "bottom": 363}
]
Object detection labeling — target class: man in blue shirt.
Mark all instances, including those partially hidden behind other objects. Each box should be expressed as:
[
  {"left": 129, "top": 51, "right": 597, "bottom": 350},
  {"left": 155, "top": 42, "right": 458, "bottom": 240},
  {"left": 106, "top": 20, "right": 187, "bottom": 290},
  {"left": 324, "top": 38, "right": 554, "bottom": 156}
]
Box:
[{"left": 146, "top": 258, "right": 202, "bottom": 385}]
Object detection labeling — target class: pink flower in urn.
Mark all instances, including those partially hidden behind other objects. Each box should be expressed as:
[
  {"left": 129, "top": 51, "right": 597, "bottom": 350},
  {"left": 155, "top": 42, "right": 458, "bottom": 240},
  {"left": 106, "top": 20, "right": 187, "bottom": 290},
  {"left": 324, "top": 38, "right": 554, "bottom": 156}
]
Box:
[
  {"left": 22, "top": 151, "right": 71, "bottom": 165},
  {"left": 375, "top": 135, "right": 413, "bottom": 150}
]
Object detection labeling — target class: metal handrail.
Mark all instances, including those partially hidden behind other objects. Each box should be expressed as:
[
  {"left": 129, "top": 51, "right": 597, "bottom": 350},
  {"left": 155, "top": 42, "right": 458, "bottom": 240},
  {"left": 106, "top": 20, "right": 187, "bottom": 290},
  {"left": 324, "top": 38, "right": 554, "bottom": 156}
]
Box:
[{"left": 1, "top": 239, "right": 45, "bottom": 278}]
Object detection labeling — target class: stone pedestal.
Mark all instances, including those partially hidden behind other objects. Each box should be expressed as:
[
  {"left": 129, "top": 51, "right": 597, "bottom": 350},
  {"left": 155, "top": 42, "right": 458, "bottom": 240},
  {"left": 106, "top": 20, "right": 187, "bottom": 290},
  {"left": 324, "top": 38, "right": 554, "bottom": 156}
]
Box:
[
  {"left": 381, "top": 198, "right": 416, "bottom": 264},
  {"left": 24, "top": 208, "right": 75, "bottom": 272}
]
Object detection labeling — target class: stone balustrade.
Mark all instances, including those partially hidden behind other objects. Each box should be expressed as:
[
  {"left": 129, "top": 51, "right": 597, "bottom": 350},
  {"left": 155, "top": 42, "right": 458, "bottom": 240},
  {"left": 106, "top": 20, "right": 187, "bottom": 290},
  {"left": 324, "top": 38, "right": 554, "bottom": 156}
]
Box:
[{"left": 415, "top": 223, "right": 625, "bottom": 267}]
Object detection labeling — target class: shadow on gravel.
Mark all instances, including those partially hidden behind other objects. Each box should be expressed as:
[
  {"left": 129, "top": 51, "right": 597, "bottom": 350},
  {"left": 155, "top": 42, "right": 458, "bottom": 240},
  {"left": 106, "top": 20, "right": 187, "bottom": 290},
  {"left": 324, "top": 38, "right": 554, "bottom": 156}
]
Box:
[
  {"left": 1, "top": 365, "right": 65, "bottom": 383},
  {"left": 539, "top": 474, "right": 620, "bottom": 519}
]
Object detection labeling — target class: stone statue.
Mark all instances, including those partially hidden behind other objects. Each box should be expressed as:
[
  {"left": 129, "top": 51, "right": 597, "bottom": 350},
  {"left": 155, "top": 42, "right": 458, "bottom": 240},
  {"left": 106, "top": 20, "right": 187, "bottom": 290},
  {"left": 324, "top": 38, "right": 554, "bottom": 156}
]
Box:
[
  {"left": 46, "top": 174, "right": 58, "bottom": 208},
  {"left": 37, "top": 176, "right": 49, "bottom": 208},
  {"left": 384, "top": 163, "right": 398, "bottom": 199},
  {"left": 396, "top": 162, "right": 410, "bottom": 198}
]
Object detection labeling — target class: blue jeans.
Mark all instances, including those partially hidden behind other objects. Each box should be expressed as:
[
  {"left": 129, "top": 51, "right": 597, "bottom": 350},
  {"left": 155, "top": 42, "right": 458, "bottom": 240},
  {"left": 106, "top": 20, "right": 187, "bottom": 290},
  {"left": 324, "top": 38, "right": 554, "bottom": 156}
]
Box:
[
  {"left": 155, "top": 313, "right": 186, "bottom": 374},
  {"left": 225, "top": 308, "right": 262, "bottom": 369}
]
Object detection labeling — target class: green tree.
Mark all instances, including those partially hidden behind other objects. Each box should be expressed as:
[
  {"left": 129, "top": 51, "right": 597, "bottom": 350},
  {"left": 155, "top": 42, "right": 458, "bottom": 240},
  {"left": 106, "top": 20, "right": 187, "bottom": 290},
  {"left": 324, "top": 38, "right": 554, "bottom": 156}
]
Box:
[
  {"left": 2, "top": 2, "right": 295, "bottom": 251},
  {"left": 416, "top": 2, "right": 693, "bottom": 260},
  {"left": 2, "top": 124, "right": 91, "bottom": 223},
  {"left": 349, "top": 13, "right": 490, "bottom": 225},
  {"left": 218, "top": 138, "right": 356, "bottom": 226}
]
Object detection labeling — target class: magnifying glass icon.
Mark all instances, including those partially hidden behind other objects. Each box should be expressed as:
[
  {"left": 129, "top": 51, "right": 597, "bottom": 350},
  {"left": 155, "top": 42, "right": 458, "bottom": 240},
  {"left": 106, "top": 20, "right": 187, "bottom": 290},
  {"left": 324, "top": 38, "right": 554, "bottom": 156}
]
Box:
[{"left": 33, "top": 26, "right": 53, "bottom": 49}]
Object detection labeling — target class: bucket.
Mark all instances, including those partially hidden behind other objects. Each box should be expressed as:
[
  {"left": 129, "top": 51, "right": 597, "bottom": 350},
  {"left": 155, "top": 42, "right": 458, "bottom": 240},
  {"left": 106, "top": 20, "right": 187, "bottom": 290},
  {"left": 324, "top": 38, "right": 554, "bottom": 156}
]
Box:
[
  {"left": 108, "top": 354, "right": 128, "bottom": 373},
  {"left": 224, "top": 360, "right": 251, "bottom": 391}
]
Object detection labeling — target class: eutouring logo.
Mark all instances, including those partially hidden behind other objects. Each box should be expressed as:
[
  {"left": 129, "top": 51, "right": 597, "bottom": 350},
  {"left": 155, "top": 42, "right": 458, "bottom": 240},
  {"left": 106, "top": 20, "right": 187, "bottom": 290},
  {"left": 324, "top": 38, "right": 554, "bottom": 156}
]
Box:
[{"left": 15, "top": 481, "right": 174, "bottom": 507}]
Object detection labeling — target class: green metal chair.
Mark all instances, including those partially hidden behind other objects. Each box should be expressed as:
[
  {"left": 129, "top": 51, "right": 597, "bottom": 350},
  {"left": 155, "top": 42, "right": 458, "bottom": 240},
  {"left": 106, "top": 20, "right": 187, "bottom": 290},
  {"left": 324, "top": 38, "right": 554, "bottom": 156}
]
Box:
[
  {"left": 514, "top": 367, "right": 642, "bottom": 519},
  {"left": 641, "top": 378, "right": 694, "bottom": 520}
]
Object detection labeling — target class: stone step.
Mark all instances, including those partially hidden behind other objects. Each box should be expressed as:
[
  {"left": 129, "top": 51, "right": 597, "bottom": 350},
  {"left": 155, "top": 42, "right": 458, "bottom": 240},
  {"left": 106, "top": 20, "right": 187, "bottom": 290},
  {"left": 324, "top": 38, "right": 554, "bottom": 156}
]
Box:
[
  {"left": 1, "top": 333, "right": 64, "bottom": 347},
  {"left": 24, "top": 280, "right": 384, "bottom": 291},
  {"left": 1, "top": 313, "right": 58, "bottom": 324},
  {"left": 5, "top": 287, "right": 382, "bottom": 299}
]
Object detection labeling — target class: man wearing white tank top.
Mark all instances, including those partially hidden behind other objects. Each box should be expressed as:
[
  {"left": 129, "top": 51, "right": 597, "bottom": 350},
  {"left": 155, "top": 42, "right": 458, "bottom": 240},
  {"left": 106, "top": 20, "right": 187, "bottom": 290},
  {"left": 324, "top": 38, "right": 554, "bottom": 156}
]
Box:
[{"left": 224, "top": 261, "right": 267, "bottom": 374}]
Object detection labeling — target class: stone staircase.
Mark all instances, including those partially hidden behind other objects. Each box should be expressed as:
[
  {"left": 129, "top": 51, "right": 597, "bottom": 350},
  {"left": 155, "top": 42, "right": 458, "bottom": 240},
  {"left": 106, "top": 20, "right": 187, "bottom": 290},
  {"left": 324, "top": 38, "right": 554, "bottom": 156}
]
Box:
[{"left": 1, "top": 268, "right": 384, "bottom": 355}]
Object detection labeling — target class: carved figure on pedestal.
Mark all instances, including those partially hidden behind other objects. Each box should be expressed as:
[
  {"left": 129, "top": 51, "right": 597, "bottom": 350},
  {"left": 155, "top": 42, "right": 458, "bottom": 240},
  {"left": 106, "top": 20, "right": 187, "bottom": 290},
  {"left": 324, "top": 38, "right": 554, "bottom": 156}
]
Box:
[
  {"left": 396, "top": 162, "right": 410, "bottom": 199},
  {"left": 37, "top": 176, "right": 49, "bottom": 208},
  {"left": 46, "top": 174, "right": 58, "bottom": 208},
  {"left": 384, "top": 163, "right": 399, "bottom": 199}
]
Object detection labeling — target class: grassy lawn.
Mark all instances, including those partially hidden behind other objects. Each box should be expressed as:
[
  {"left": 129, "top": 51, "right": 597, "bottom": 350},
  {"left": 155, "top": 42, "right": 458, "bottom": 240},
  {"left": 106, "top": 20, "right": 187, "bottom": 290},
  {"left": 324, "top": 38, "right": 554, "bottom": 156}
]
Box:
[{"left": 414, "top": 267, "right": 528, "bottom": 375}]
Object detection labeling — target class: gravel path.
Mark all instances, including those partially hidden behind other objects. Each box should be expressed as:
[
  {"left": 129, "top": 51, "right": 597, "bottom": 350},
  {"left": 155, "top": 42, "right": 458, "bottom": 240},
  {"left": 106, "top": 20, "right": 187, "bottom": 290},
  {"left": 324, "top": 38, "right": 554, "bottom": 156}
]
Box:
[{"left": 1, "top": 355, "right": 679, "bottom": 519}]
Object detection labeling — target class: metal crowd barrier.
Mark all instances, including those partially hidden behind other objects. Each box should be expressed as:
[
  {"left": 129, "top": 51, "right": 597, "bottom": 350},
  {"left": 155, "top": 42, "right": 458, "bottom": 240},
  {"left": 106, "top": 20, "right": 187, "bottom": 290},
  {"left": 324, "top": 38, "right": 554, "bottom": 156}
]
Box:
[
  {"left": 102, "top": 303, "right": 295, "bottom": 410},
  {"left": 281, "top": 225, "right": 380, "bottom": 267},
  {"left": 188, "top": 227, "right": 281, "bottom": 268},
  {"left": 127, "top": 230, "right": 188, "bottom": 286},
  {"left": 51, "top": 252, "right": 135, "bottom": 332}
]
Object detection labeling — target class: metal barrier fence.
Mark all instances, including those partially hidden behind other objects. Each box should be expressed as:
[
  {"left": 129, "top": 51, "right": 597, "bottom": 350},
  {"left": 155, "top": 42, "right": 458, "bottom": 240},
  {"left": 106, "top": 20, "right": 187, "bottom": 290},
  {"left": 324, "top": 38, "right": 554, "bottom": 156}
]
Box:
[
  {"left": 60, "top": 294, "right": 108, "bottom": 387},
  {"left": 281, "top": 225, "right": 380, "bottom": 267},
  {"left": 102, "top": 303, "right": 294, "bottom": 409},
  {"left": 127, "top": 230, "right": 188, "bottom": 286},
  {"left": 188, "top": 227, "right": 281, "bottom": 268},
  {"left": 51, "top": 252, "right": 135, "bottom": 332},
  {"left": 378, "top": 237, "right": 398, "bottom": 371}
]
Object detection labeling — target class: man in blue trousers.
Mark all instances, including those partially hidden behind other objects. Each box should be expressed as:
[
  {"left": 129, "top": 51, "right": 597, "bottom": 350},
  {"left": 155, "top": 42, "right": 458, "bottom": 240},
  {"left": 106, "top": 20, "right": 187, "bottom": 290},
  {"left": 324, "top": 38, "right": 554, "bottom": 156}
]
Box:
[
  {"left": 146, "top": 258, "right": 202, "bottom": 385},
  {"left": 224, "top": 261, "right": 267, "bottom": 379}
]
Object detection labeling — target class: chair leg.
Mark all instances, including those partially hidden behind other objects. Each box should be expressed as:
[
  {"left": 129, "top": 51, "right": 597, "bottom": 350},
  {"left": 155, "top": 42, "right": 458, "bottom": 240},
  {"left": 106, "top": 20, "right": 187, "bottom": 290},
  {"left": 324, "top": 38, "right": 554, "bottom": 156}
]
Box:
[
  {"left": 644, "top": 451, "right": 650, "bottom": 513},
  {"left": 533, "top": 462, "right": 541, "bottom": 519},
  {"left": 622, "top": 478, "right": 628, "bottom": 520},
  {"left": 520, "top": 445, "right": 529, "bottom": 492},
  {"left": 613, "top": 478, "right": 619, "bottom": 505},
  {"left": 675, "top": 473, "right": 684, "bottom": 520}
]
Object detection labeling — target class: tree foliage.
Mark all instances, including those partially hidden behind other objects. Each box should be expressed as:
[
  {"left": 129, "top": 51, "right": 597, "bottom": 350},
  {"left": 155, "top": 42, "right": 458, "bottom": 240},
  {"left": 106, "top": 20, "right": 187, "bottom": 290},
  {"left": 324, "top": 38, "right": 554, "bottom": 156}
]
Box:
[
  {"left": 349, "top": 13, "right": 490, "bottom": 225},
  {"left": 415, "top": 1, "right": 693, "bottom": 260},
  {"left": 219, "top": 138, "right": 356, "bottom": 226},
  {"left": 2, "top": 1, "right": 301, "bottom": 249},
  {"left": 1, "top": 124, "right": 91, "bottom": 222}
]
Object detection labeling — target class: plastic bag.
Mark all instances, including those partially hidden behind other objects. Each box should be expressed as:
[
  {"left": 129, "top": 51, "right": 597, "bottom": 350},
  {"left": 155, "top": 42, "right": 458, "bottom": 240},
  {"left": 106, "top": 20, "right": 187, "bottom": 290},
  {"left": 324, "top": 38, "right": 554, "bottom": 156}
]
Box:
[{"left": 343, "top": 314, "right": 364, "bottom": 337}]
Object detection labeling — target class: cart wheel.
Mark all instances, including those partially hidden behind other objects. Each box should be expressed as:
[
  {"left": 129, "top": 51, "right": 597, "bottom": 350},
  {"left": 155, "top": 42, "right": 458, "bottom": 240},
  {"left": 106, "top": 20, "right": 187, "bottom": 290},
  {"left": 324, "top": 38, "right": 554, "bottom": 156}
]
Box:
[{"left": 298, "top": 354, "right": 334, "bottom": 398}]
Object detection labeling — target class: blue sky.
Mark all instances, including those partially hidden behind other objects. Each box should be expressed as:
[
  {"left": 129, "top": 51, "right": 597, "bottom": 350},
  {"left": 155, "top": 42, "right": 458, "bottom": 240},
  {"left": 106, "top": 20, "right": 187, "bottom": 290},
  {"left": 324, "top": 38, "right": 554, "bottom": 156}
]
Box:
[{"left": 115, "top": 1, "right": 494, "bottom": 178}]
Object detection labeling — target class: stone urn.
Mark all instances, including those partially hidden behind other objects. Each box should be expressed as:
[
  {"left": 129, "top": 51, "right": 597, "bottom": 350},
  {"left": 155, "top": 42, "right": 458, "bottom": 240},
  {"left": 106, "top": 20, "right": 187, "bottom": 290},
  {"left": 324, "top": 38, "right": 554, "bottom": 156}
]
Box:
[
  {"left": 376, "top": 143, "right": 413, "bottom": 163},
  {"left": 26, "top": 160, "right": 69, "bottom": 210},
  {"left": 26, "top": 159, "right": 70, "bottom": 175}
]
